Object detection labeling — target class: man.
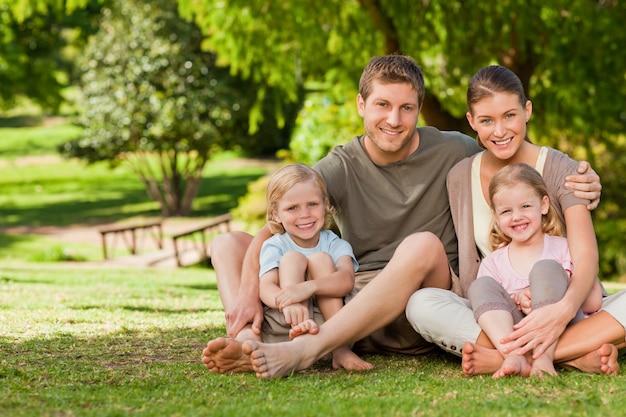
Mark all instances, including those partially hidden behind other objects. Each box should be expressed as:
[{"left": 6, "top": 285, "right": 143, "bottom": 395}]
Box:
[{"left": 202, "top": 55, "right": 600, "bottom": 378}]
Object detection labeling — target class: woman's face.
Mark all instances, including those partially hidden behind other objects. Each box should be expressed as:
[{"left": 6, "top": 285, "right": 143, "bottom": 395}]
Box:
[{"left": 466, "top": 92, "right": 532, "bottom": 161}]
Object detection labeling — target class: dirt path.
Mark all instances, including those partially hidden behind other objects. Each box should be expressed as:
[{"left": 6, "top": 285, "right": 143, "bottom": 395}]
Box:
[{"left": 1, "top": 217, "right": 243, "bottom": 268}]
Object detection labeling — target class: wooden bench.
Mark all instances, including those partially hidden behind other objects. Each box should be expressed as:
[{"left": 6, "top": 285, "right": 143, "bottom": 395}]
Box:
[
  {"left": 98, "top": 218, "right": 164, "bottom": 260},
  {"left": 171, "top": 213, "right": 232, "bottom": 267}
]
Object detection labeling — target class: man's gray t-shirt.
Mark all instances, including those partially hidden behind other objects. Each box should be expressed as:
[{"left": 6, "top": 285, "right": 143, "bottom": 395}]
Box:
[{"left": 313, "top": 126, "right": 478, "bottom": 274}]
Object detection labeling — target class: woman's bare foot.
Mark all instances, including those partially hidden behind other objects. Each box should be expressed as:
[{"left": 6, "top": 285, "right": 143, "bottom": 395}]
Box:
[
  {"left": 289, "top": 319, "right": 320, "bottom": 340},
  {"left": 332, "top": 346, "right": 374, "bottom": 371},
  {"left": 201, "top": 337, "right": 253, "bottom": 373},
  {"left": 560, "top": 344, "right": 620, "bottom": 375},
  {"left": 492, "top": 353, "right": 532, "bottom": 379},
  {"left": 242, "top": 338, "right": 319, "bottom": 378},
  {"left": 530, "top": 355, "right": 557, "bottom": 378},
  {"left": 461, "top": 342, "right": 503, "bottom": 376}
]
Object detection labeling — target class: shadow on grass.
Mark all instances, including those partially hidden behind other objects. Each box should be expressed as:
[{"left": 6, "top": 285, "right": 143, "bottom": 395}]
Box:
[
  {"left": 180, "top": 283, "right": 218, "bottom": 291},
  {"left": 0, "top": 115, "right": 43, "bottom": 128}
]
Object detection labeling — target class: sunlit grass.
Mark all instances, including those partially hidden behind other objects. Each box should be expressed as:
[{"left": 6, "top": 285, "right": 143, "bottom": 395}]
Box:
[{"left": 1, "top": 263, "right": 625, "bottom": 417}]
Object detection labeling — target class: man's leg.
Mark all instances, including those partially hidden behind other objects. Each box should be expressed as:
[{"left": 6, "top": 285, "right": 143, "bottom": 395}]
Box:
[
  {"left": 211, "top": 231, "right": 253, "bottom": 314},
  {"left": 242, "top": 232, "right": 452, "bottom": 378},
  {"left": 406, "top": 287, "right": 482, "bottom": 357},
  {"left": 202, "top": 231, "right": 260, "bottom": 373}
]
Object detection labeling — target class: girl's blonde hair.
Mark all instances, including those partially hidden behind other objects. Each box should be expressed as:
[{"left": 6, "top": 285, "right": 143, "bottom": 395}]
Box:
[
  {"left": 488, "top": 163, "right": 564, "bottom": 250},
  {"left": 266, "top": 163, "right": 335, "bottom": 235}
]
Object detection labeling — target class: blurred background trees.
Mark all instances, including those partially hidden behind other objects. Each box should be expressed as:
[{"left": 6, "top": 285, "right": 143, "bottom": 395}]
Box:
[
  {"left": 59, "top": 0, "right": 277, "bottom": 216},
  {"left": 2, "top": 0, "right": 625, "bottom": 278}
]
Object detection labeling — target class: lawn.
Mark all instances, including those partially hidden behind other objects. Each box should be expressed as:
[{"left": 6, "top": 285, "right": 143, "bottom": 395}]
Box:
[
  {"left": 1, "top": 119, "right": 625, "bottom": 416},
  {"left": 2, "top": 262, "right": 625, "bottom": 417}
]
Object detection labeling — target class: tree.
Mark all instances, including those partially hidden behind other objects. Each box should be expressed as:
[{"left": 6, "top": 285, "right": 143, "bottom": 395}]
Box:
[
  {"left": 61, "top": 0, "right": 264, "bottom": 216},
  {"left": 0, "top": 0, "right": 103, "bottom": 112},
  {"left": 178, "top": 0, "right": 626, "bottom": 143}
]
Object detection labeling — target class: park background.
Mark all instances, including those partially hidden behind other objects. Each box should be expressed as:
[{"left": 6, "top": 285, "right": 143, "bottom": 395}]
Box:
[{"left": 1, "top": 1, "right": 626, "bottom": 416}]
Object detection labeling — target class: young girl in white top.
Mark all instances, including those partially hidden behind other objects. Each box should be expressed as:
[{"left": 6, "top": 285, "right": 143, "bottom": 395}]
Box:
[
  {"left": 468, "top": 163, "right": 603, "bottom": 378},
  {"left": 259, "top": 163, "right": 373, "bottom": 371}
]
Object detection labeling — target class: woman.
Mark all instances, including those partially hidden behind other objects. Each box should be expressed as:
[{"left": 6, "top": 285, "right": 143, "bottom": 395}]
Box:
[{"left": 407, "top": 65, "right": 625, "bottom": 376}]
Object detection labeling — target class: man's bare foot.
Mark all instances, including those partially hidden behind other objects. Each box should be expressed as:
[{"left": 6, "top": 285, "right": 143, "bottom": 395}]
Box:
[
  {"left": 201, "top": 337, "right": 253, "bottom": 373},
  {"left": 492, "top": 353, "right": 532, "bottom": 379},
  {"left": 242, "top": 338, "right": 318, "bottom": 378},
  {"left": 530, "top": 355, "right": 557, "bottom": 378},
  {"left": 461, "top": 342, "right": 503, "bottom": 376},
  {"left": 332, "top": 346, "right": 374, "bottom": 371},
  {"left": 289, "top": 319, "right": 320, "bottom": 340},
  {"left": 560, "top": 344, "right": 620, "bottom": 375}
]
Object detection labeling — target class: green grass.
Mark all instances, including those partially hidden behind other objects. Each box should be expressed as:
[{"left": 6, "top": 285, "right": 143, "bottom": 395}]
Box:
[
  {"left": 0, "top": 122, "right": 82, "bottom": 157},
  {"left": 0, "top": 155, "right": 266, "bottom": 228},
  {"left": 1, "top": 262, "right": 625, "bottom": 417}
]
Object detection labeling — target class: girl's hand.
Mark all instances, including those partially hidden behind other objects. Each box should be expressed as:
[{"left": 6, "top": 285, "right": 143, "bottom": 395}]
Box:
[
  {"left": 281, "top": 303, "right": 310, "bottom": 326},
  {"left": 275, "top": 282, "right": 314, "bottom": 311},
  {"left": 512, "top": 289, "right": 532, "bottom": 315}
]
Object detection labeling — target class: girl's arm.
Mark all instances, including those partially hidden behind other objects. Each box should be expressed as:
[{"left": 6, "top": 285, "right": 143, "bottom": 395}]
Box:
[
  {"left": 259, "top": 269, "right": 281, "bottom": 309},
  {"left": 306, "top": 255, "right": 355, "bottom": 298},
  {"left": 275, "top": 255, "right": 356, "bottom": 312}
]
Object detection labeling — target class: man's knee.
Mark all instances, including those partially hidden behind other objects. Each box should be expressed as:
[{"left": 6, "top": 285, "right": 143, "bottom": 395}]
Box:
[
  {"left": 399, "top": 232, "right": 442, "bottom": 253},
  {"left": 210, "top": 232, "right": 252, "bottom": 268}
]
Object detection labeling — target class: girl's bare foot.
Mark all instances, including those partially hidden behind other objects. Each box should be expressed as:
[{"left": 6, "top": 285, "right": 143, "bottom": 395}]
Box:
[
  {"left": 289, "top": 319, "right": 320, "bottom": 340},
  {"left": 201, "top": 337, "right": 253, "bottom": 373},
  {"left": 560, "top": 344, "right": 620, "bottom": 375},
  {"left": 461, "top": 342, "right": 503, "bottom": 376},
  {"left": 493, "top": 353, "right": 532, "bottom": 379},
  {"left": 332, "top": 346, "right": 374, "bottom": 371},
  {"left": 530, "top": 355, "right": 557, "bottom": 378}
]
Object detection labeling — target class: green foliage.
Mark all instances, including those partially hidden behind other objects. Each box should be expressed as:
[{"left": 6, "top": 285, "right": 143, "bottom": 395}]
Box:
[
  {"left": 62, "top": 0, "right": 255, "bottom": 215},
  {"left": 231, "top": 174, "right": 271, "bottom": 234},
  {"left": 0, "top": 0, "right": 103, "bottom": 111},
  {"left": 287, "top": 92, "right": 362, "bottom": 165},
  {"left": 179, "top": 0, "right": 626, "bottom": 142}
]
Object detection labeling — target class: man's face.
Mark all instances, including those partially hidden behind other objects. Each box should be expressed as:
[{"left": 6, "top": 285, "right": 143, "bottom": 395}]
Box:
[{"left": 357, "top": 80, "right": 420, "bottom": 164}]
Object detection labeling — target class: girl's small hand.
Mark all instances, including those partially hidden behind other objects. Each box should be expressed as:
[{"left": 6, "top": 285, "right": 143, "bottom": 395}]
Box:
[
  {"left": 512, "top": 289, "right": 532, "bottom": 315},
  {"left": 281, "top": 303, "right": 309, "bottom": 326},
  {"left": 275, "top": 282, "right": 313, "bottom": 310}
]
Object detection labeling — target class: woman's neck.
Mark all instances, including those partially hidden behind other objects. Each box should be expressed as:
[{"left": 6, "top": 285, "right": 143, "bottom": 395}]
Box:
[{"left": 483, "top": 142, "right": 540, "bottom": 171}]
